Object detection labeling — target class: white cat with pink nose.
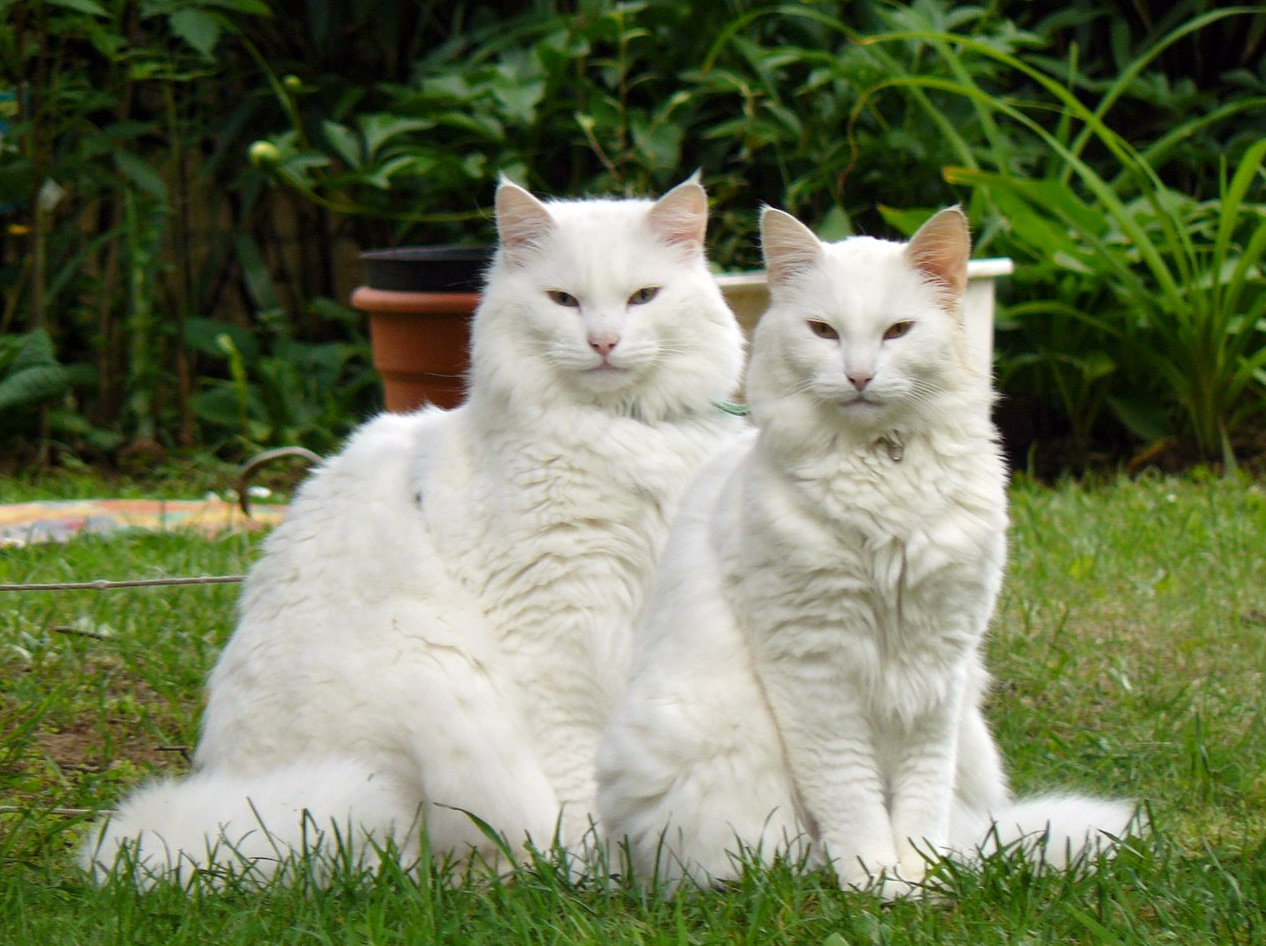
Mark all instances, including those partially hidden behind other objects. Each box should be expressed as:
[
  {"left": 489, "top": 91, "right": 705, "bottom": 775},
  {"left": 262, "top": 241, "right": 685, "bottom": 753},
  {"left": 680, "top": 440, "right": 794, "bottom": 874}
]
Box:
[{"left": 82, "top": 177, "right": 747, "bottom": 887}]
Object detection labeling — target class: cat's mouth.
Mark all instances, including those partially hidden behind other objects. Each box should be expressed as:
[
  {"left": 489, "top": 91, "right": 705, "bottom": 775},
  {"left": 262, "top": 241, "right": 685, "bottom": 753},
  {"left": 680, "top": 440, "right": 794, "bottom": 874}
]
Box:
[
  {"left": 839, "top": 393, "right": 882, "bottom": 410},
  {"left": 587, "top": 362, "right": 630, "bottom": 378},
  {"left": 580, "top": 361, "right": 637, "bottom": 387}
]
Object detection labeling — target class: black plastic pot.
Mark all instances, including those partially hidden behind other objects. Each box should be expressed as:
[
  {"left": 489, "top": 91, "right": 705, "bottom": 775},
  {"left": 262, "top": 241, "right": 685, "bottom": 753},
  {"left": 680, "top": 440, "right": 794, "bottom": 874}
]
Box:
[{"left": 360, "top": 245, "right": 496, "bottom": 293}]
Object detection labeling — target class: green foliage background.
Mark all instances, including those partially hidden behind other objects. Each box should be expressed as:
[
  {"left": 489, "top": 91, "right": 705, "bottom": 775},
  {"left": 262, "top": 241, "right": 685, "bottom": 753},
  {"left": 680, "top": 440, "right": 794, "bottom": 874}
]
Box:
[{"left": 1, "top": 0, "right": 1263, "bottom": 471}]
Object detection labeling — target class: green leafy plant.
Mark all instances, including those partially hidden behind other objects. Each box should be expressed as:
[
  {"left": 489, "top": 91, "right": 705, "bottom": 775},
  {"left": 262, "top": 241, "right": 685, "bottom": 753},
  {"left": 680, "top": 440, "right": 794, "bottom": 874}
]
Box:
[
  {"left": 857, "top": 6, "right": 1266, "bottom": 464},
  {"left": 0, "top": 328, "right": 70, "bottom": 413},
  {"left": 951, "top": 146, "right": 1266, "bottom": 464},
  {"left": 186, "top": 299, "right": 376, "bottom": 456},
  {"left": 0, "top": 327, "right": 112, "bottom": 459},
  {"left": 246, "top": 2, "right": 1046, "bottom": 267},
  {"left": 0, "top": 0, "right": 276, "bottom": 455},
  {"left": 3, "top": 0, "right": 1264, "bottom": 470}
]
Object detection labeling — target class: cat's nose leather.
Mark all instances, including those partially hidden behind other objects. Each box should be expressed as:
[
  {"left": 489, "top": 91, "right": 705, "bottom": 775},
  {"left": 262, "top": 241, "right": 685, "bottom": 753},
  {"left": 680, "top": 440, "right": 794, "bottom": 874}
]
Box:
[
  {"left": 590, "top": 334, "right": 620, "bottom": 356},
  {"left": 849, "top": 373, "right": 873, "bottom": 391}
]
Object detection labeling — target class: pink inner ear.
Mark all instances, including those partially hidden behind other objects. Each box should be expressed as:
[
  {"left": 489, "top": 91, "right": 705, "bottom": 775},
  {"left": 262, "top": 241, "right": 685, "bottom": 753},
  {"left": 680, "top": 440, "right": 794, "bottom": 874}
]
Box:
[
  {"left": 496, "top": 183, "right": 554, "bottom": 254},
  {"left": 906, "top": 208, "right": 970, "bottom": 298},
  {"left": 647, "top": 182, "right": 708, "bottom": 252},
  {"left": 761, "top": 208, "right": 823, "bottom": 288}
]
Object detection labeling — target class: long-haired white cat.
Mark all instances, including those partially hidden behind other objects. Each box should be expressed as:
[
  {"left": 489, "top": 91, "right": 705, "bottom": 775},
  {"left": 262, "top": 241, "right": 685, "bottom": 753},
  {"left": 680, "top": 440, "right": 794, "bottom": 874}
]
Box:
[
  {"left": 596, "top": 206, "right": 1137, "bottom": 897},
  {"left": 82, "top": 178, "right": 747, "bottom": 886}
]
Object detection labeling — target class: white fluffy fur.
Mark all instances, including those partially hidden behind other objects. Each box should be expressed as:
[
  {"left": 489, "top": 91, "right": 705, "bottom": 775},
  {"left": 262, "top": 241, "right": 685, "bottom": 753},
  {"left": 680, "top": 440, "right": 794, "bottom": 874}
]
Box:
[
  {"left": 82, "top": 179, "right": 746, "bottom": 886},
  {"left": 596, "top": 207, "right": 1138, "bottom": 897},
  {"left": 83, "top": 760, "right": 421, "bottom": 889}
]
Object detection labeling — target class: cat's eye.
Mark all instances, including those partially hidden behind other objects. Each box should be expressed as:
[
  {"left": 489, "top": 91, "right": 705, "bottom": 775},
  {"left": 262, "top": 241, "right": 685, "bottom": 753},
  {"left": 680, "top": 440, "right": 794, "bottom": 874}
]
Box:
[
  {"left": 548, "top": 290, "right": 580, "bottom": 307},
  {"left": 807, "top": 320, "right": 839, "bottom": 340},
  {"left": 628, "top": 287, "right": 660, "bottom": 306},
  {"left": 883, "top": 321, "right": 914, "bottom": 341}
]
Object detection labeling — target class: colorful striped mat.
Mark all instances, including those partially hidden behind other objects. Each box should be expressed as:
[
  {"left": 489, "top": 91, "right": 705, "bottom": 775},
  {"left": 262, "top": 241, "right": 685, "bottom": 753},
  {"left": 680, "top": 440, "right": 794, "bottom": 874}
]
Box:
[{"left": 0, "top": 498, "right": 287, "bottom": 547}]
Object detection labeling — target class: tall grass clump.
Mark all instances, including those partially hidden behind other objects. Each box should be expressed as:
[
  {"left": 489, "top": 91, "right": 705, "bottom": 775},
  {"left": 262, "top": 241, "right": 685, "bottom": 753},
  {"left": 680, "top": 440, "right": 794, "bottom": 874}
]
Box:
[{"left": 855, "top": 6, "right": 1266, "bottom": 464}]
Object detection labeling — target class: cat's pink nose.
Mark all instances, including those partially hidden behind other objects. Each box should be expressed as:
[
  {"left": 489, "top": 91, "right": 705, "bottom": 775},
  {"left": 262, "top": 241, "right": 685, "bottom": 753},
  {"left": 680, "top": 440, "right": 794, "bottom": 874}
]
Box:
[
  {"left": 590, "top": 334, "right": 619, "bottom": 357},
  {"left": 848, "top": 372, "right": 872, "bottom": 391}
]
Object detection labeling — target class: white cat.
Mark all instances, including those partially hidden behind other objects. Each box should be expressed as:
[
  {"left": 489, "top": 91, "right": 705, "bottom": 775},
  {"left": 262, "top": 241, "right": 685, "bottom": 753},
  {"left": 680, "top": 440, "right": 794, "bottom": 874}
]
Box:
[
  {"left": 596, "top": 206, "right": 1138, "bottom": 897},
  {"left": 82, "top": 178, "right": 747, "bottom": 887}
]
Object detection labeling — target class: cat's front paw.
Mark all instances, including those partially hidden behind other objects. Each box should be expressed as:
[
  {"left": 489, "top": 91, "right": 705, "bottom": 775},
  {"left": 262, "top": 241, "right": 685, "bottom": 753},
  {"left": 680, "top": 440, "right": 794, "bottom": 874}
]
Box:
[
  {"left": 896, "top": 850, "right": 929, "bottom": 885},
  {"left": 871, "top": 874, "right": 923, "bottom": 902},
  {"left": 838, "top": 860, "right": 927, "bottom": 902}
]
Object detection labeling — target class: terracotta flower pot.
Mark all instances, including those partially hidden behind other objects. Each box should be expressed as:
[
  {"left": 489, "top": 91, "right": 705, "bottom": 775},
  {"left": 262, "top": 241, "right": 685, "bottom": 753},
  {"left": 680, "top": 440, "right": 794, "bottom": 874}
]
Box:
[{"left": 351, "top": 245, "right": 495, "bottom": 412}]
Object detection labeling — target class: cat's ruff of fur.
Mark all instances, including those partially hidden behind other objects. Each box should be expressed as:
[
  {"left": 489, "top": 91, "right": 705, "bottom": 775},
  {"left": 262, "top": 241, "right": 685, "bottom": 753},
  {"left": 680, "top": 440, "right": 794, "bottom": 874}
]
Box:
[
  {"left": 596, "top": 206, "right": 1138, "bottom": 898},
  {"left": 82, "top": 179, "right": 747, "bottom": 888}
]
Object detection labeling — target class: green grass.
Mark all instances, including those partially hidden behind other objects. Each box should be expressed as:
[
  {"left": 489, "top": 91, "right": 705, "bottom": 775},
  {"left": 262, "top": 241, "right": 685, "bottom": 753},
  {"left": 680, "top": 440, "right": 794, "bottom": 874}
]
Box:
[{"left": 2, "top": 472, "right": 1264, "bottom": 944}]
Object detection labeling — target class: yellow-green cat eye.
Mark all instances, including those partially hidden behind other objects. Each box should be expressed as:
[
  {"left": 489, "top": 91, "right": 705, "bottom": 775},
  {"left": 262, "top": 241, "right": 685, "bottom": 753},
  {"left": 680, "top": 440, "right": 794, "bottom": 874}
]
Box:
[
  {"left": 807, "top": 320, "right": 839, "bottom": 340},
  {"left": 548, "top": 290, "right": 580, "bottom": 307},
  {"left": 628, "top": 287, "right": 660, "bottom": 305}
]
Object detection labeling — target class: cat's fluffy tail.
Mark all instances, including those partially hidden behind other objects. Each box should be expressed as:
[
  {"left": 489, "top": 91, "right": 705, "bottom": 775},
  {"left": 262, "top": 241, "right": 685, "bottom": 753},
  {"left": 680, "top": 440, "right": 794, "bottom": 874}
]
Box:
[
  {"left": 80, "top": 759, "right": 421, "bottom": 889},
  {"left": 959, "top": 793, "right": 1144, "bottom": 869}
]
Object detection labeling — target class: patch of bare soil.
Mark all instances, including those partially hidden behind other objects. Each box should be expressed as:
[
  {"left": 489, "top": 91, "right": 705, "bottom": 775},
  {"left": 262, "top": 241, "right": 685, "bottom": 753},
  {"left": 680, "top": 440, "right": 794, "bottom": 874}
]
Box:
[{"left": 38, "top": 722, "right": 189, "bottom": 778}]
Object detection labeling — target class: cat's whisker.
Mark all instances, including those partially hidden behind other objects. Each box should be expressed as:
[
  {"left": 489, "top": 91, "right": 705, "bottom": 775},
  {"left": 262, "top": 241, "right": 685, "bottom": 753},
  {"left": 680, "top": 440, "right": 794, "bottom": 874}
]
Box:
[{"left": 899, "top": 380, "right": 950, "bottom": 409}]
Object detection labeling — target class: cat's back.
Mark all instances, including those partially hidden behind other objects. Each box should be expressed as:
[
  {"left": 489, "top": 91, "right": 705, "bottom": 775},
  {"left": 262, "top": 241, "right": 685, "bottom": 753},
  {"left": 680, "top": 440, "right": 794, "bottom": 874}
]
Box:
[
  {"left": 626, "top": 426, "right": 756, "bottom": 660},
  {"left": 197, "top": 406, "right": 483, "bottom": 768},
  {"left": 242, "top": 407, "right": 461, "bottom": 601},
  {"left": 606, "top": 426, "right": 765, "bottom": 742}
]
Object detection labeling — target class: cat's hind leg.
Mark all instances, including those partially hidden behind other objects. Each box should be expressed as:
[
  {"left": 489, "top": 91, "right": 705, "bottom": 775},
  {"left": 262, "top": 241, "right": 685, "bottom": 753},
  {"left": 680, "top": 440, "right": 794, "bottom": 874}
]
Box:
[
  {"left": 385, "top": 632, "right": 565, "bottom": 869},
  {"left": 597, "top": 646, "right": 807, "bottom": 890}
]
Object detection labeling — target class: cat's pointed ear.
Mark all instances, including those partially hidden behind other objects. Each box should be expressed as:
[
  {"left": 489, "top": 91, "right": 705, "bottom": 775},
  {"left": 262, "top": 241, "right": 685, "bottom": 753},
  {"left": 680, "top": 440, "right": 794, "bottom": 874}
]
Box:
[
  {"left": 647, "top": 178, "right": 709, "bottom": 256},
  {"left": 760, "top": 207, "right": 823, "bottom": 288},
  {"left": 496, "top": 178, "right": 555, "bottom": 266},
  {"left": 906, "top": 206, "right": 971, "bottom": 300}
]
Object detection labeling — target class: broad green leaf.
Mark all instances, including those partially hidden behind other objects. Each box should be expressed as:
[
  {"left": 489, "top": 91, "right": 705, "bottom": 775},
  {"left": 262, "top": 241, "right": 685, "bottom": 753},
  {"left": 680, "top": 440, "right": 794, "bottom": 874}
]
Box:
[
  {"left": 9, "top": 329, "right": 58, "bottom": 373},
  {"left": 183, "top": 317, "right": 260, "bottom": 362},
  {"left": 1106, "top": 392, "right": 1175, "bottom": 442},
  {"left": 169, "top": 8, "right": 222, "bottom": 58},
  {"left": 630, "top": 115, "right": 683, "bottom": 170},
  {"left": 817, "top": 205, "right": 853, "bottom": 241},
  {"left": 876, "top": 205, "right": 939, "bottom": 239},
  {"left": 321, "top": 121, "right": 362, "bottom": 169},
  {"left": 280, "top": 152, "right": 333, "bottom": 177},
  {"left": 234, "top": 234, "right": 282, "bottom": 313},
  {"left": 360, "top": 154, "right": 435, "bottom": 190},
  {"left": 0, "top": 364, "right": 69, "bottom": 411},
  {"left": 490, "top": 72, "right": 545, "bottom": 126},
  {"left": 360, "top": 115, "right": 434, "bottom": 161},
  {"left": 430, "top": 112, "right": 504, "bottom": 140},
  {"left": 191, "top": 385, "right": 254, "bottom": 429},
  {"left": 1079, "top": 350, "right": 1116, "bottom": 383}
]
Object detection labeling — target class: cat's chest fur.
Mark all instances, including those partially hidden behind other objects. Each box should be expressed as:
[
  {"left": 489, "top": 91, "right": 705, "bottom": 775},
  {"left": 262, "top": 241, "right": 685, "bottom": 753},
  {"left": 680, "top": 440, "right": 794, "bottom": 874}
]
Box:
[
  {"left": 422, "top": 406, "right": 737, "bottom": 690},
  {"left": 718, "top": 427, "right": 1007, "bottom": 720},
  {"left": 740, "top": 427, "right": 1003, "bottom": 567}
]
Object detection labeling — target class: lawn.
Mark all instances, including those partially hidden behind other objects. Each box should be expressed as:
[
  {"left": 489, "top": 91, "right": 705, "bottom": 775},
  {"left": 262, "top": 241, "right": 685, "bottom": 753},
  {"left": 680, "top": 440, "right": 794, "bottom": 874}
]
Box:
[{"left": 1, "top": 470, "right": 1263, "bottom": 944}]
